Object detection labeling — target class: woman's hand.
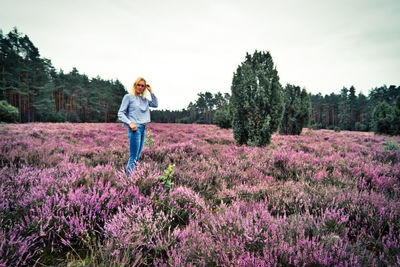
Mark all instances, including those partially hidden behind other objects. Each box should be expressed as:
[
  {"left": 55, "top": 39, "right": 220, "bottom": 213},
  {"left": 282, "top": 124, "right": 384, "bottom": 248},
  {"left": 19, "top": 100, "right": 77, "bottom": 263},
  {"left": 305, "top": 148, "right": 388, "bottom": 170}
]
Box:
[
  {"left": 129, "top": 122, "right": 137, "bottom": 131},
  {"left": 146, "top": 84, "right": 153, "bottom": 94}
]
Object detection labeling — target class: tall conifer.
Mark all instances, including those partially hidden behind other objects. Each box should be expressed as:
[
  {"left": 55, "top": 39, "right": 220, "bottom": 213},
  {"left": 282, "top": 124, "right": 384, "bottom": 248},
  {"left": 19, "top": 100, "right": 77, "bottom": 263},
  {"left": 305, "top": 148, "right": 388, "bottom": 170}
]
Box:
[
  {"left": 280, "top": 84, "right": 311, "bottom": 135},
  {"left": 230, "top": 50, "right": 284, "bottom": 146}
]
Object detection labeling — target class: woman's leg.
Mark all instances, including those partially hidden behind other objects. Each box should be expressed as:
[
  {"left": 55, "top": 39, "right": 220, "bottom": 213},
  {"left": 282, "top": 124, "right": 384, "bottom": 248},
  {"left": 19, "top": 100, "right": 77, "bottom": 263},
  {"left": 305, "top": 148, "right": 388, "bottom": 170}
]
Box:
[
  {"left": 126, "top": 127, "right": 141, "bottom": 177},
  {"left": 136, "top": 125, "right": 146, "bottom": 162}
]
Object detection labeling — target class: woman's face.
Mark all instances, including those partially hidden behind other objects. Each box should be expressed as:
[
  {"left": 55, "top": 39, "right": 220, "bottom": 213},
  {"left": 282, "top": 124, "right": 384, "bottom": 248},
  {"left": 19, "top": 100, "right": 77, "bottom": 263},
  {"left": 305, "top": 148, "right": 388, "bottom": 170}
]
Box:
[{"left": 135, "top": 80, "right": 146, "bottom": 95}]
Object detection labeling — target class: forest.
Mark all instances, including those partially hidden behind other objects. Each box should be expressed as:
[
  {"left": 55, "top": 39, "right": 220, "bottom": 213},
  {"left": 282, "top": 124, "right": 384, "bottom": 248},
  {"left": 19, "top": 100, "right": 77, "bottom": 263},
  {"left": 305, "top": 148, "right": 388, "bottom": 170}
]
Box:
[
  {"left": 1, "top": 28, "right": 399, "bottom": 134},
  {"left": 152, "top": 85, "right": 400, "bottom": 134},
  {"left": 0, "top": 28, "right": 126, "bottom": 123},
  {"left": 310, "top": 85, "right": 400, "bottom": 132}
]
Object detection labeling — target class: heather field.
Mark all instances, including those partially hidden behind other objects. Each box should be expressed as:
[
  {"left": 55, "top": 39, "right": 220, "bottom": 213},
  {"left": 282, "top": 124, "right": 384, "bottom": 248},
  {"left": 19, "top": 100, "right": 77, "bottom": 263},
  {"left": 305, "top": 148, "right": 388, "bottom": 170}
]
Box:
[{"left": 1, "top": 123, "right": 400, "bottom": 266}]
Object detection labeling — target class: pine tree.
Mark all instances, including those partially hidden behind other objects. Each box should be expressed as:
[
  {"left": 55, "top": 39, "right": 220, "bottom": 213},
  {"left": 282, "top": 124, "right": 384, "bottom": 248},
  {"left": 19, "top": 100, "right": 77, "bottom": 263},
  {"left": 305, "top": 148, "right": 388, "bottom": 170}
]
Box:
[
  {"left": 0, "top": 27, "right": 128, "bottom": 123},
  {"left": 393, "top": 96, "right": 400, "bottom": 135},
  {"left": 348, "top": 86, "right": 357, "bottom": 130},
  {"left": 310, "top": 93, "right": 323, "bottom": 129},
  {"left": 280, "top": 84, "right": 311, "bottom": 135},
  {"left": 373, "top": 101, "right": 395, "bottom": 135},
  {"left": 230, "top": 50, "right": 284, "bottom": 146},
  {"left": 338, "top": 87, "right": 349, "bottom": 130},
  {"left": 213, "top": 104, "right": 231, "bottom": 129},
  {"left": 355, "top": 92, "right": 368, "bottom": 131}
]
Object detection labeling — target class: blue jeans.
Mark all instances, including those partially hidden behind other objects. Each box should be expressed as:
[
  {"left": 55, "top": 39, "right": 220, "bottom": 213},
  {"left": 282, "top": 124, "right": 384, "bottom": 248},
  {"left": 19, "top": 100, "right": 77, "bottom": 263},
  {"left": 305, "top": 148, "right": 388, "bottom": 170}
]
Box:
[{"left": 126, "top": 124, "right": 146, "bottom": 176}]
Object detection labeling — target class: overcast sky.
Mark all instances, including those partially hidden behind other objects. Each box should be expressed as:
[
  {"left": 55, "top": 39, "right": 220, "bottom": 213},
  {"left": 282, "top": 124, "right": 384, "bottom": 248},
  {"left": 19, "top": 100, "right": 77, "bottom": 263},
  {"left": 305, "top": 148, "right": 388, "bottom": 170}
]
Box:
[{"left": 1, "top": 0, "right": 399, "bottom": 110}]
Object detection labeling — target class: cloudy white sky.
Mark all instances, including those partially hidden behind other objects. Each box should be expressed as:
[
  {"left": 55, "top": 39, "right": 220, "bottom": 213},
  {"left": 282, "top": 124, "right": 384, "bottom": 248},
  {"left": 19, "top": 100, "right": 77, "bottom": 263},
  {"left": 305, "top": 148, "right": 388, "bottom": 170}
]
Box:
[{"left": 1, "top": 0, "right": 399, "bottom": 110}]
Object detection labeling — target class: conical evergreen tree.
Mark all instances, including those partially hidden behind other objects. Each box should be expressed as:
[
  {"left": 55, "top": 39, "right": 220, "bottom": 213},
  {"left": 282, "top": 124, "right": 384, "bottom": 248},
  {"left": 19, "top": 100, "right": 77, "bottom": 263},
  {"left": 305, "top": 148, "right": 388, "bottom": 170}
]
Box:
[
  {"left": 338, "top": 87, "right": 349, "bottom": 130},
  {"left": 230, "top": 50, "right": 284, "bottom": 146},
  {"left": 280, "top": 84, "right": 311, "bottom": 135}
]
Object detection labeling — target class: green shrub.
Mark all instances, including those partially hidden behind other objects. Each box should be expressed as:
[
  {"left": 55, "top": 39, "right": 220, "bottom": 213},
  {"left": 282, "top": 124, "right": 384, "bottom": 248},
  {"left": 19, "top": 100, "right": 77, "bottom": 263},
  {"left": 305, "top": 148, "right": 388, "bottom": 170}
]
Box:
[
  {"left": 383, "top": 140, "right": 399, "bottom": 151},
  {"left": 47, "top": 109, "right": 67, "bottom": 122},
  {"left": 230, "top": 50, "right": 284, "bottom": 146},
  {"left": 279, "top": 84, "right": 311, "bottom": 135},
  {"left": 144, "top": 129, "right": 155, "bottom": 147},
  {"left": 373, "top": 101, "right": 395, "bottom": 135},
  {"left": 0, "top": 100, "right": 18, "bottom": 123},
  {"left": 393, "top": 96, "right": 400, "bottom": 135},
  {"left": 310, "top": 123, "right": 322, "bottom": 130},
  {"left": 159, "top": 164, "right": 175, "bottom": 192},
  {"left": 355, "top": 122, "right": 367, "bottom": 132},
  {"left": 213, "top": 105, "right": 231, "bottom": 129}
]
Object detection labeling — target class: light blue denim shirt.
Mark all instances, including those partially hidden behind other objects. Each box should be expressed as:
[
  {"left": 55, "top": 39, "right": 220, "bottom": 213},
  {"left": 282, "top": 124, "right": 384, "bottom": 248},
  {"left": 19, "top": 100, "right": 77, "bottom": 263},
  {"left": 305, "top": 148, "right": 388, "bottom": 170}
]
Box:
[{"left": 117, "top": 93, "right": 158, "bottom": 126}]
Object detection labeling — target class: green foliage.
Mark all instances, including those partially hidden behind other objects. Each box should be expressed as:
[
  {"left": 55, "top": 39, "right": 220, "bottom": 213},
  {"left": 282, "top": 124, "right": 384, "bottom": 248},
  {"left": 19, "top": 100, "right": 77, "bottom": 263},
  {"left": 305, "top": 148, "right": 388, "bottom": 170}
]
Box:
[
  {"left": 49, "top": 109, "right": 67, "bottom": 122},
  {"left": 373, "top": 101, "right": 395, "bottom": 135},
  {"left": 337, "top": 86, "right": 358, "bottom": 131},
  {"left": 393, "top": 96, "right": 400, "bottom": 135},
  {"left": 67, "top": 111, "right": 81, "bottom": 123},
  {"left": 334, "top": 126, "right": 341, "bottom": 132},
  {"left": 383, "top": 140, "right": 399, "bottom": 151},
  {"left": 347, "top": 86, "right": 357, "bottom": 130},
  {"left": 159, "top": 164, "right": 175, "bottom": 192},
  {"left": 0, "top": 100, "right": 18, "bottom": 123},
  {"left": 355, "top": 122, "right": 367, "bottom": 132},
  {"left": 338, "top": 87, "right": 350, "bottom": 130},
  {"left": 213, "top": 104, "right": 231, "bottom": 129},
  {"left": 151, "top": 109, "right": 187, "bottom": 123},
  {"left": 151, "top": 92, "right": 230, "bottom": 124},
  {"left": 279, "top": 84, "right": 311, "bottom": 135},
  {"left": 310, "top": 123, "right": 322, "bottom": 130},
  {"left": 230, "top": 50, "right": 284, "bottom": 146},
  {"left": 144, "top": 129, "right": 155, "bottom": 147},
  {"left": 310, "top": 85, "right": 399, "bottom": 132},
  {"left": 0, "top": 28, "right": 127, "bottom": 123}
]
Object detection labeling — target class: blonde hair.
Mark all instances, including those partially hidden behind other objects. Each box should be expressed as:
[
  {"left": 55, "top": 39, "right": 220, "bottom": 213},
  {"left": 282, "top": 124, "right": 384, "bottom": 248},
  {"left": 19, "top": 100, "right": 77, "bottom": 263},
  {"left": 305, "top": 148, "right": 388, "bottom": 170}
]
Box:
[{"left": 131, "top": 77, "right": 147, "bottom": 99}]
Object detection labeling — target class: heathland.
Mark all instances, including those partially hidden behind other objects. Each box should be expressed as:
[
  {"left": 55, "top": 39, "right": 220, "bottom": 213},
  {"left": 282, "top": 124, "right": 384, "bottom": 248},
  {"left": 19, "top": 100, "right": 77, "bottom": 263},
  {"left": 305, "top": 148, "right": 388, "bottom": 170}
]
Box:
[{"left": 0, "top": 123, "right": 399, "bottom": 266}]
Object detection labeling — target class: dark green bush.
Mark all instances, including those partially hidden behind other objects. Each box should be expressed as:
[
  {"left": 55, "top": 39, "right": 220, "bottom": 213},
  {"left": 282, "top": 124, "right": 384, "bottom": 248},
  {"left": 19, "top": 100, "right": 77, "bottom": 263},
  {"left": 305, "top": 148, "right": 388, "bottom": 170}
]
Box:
[
  {"left": 213, "top": 105, "right": 231, "bottom": 129},
  {"left": 279, "top": 84, "right": 311, "bottom": 135},
  {"left": 0, "top": 100, "right": 18, "bottom": 123},
  {"left": 230, "top": 50, "right": 284, "bottom": 146},
  {"left": 355, "top": 122, "right": 367, "bottom": 132},
  {"left": 373, "top": 101, "right": 395, "bottom": 135}
]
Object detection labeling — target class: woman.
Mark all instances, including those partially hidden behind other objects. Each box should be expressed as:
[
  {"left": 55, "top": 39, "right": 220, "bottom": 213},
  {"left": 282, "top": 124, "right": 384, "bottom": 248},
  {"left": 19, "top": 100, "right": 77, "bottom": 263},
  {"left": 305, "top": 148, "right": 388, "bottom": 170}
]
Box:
[{"left": 118, "top": 77, "right": 158, "bottom": 176}]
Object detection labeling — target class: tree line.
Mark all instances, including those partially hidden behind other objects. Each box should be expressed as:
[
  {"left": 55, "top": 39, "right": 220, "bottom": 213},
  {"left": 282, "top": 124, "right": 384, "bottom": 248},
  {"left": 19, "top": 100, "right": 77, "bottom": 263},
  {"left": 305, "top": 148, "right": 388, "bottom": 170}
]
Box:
[
  {"left": 151, "top": 84, "right": 400, "bottom": 135},
  {"left": 152, "top": 51, "right": 399, "bottom": 141},
  {"left": 151, "top": 92, "right": 230, "bottom": 124},
  {"left": 1, "top": 28, "right": 399, "bottom": 138},
  {"left": 0, "top": 28, "right": 126, "bottom": 123},
  {"left": 310, "top": 85, "right": 400, "bottom": 132}
]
